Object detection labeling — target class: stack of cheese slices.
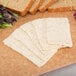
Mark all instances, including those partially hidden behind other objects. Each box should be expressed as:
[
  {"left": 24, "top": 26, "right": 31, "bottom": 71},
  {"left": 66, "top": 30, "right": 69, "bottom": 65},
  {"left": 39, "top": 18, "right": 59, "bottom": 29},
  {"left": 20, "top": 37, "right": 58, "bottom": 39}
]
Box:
[
  {"left": 3, "top": 18, "right": 73, "bottom": 67},
  {"left": 0, "top": 0, "right": 76, "bottom": 16}
]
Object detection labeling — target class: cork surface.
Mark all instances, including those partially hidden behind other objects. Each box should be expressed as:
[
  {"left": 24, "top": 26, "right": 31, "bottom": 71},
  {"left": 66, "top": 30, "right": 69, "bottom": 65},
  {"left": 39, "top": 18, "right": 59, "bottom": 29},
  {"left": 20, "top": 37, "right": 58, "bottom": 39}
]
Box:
[{"left": 0, "top": 11, "right": 76, "bottom": 76}]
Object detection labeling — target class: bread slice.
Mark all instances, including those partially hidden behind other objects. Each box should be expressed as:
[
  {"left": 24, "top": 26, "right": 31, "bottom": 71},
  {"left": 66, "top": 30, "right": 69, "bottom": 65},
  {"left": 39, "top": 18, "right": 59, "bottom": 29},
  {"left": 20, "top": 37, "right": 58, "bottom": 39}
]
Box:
[
  {"left": 39, "top": 0, "right": 57, "bottom": 12},
  {"left": 29, "top": 0, "right": 44, "bottom": 14},
  {"left": 48, "top": 0, "right": 73, "bottom": 12},
  {"left": 0, "top": 0, "right": 34, "bottom": 16}
]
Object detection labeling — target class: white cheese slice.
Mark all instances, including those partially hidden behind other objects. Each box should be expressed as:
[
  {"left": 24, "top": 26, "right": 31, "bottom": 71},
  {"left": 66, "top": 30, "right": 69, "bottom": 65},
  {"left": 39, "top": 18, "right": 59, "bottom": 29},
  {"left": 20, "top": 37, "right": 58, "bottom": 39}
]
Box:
[
  {"left": 20, "top": 22, "right": 43, "bottom": 54},
  {"left": 45, "top": 18, "right": 73, "bottom": 47},
  {"left": 3, "top": 36, "right": 43, "bottom": 67},
  {"left": 31, "top": 19, "right": 46, "bottom": 51}
]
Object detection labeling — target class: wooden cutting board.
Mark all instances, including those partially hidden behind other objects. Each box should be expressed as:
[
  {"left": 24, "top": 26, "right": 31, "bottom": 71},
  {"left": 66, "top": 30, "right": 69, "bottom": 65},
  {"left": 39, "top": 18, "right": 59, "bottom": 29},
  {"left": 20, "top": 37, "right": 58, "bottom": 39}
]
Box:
[{"left": 0, "top": 11, "right": 76, "bottom": 76}]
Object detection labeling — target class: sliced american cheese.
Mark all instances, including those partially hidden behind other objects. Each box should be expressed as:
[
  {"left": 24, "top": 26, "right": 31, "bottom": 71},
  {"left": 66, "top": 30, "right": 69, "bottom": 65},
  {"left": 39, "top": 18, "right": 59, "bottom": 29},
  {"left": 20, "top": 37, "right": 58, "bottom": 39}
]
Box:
[
  {"left": 20, "top": 22, "right": 43, "bottom": 54},
  {"left": 45, "top": 18, "right": 73, "bottom": 47}
]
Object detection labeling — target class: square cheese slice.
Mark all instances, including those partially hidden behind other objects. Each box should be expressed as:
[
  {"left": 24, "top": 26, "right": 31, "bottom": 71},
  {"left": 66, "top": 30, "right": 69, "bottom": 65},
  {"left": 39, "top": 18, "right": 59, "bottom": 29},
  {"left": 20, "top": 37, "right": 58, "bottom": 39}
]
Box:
[{"left": 45, "top": 18, "right": 73, "bottom": 47}]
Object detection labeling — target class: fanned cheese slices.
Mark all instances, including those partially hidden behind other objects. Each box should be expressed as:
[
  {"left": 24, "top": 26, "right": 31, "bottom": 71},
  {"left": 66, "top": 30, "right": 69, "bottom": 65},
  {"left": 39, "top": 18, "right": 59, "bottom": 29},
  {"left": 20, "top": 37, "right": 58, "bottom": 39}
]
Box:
[{"left": 3, "top": 18, "right": 73, "bottom": 67}]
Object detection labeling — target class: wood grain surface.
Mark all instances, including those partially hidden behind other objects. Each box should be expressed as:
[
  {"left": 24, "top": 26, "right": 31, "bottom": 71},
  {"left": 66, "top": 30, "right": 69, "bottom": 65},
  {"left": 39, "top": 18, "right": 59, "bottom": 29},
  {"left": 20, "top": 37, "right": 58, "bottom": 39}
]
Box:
[{"left": 0, "top": 11, "right": 76, "bottom": 76}]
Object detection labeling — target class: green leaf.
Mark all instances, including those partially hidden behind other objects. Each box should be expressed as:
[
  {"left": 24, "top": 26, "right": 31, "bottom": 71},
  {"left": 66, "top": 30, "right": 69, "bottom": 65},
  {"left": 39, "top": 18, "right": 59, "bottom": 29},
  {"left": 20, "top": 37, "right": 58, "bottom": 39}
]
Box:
[
  {"left": 0, "top": 13, "right": 3, "bottom": 18},
  {"left": 13, "top": 13, "right": 19, "bottom": 18},
  {"left": 0, "top": 22, "right": 12, "bottom": 28}
]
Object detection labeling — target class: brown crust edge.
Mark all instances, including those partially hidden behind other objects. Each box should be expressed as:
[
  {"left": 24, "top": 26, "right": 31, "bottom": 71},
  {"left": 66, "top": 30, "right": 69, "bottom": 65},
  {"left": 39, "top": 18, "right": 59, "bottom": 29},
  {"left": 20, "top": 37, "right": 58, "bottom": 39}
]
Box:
[
  {"left": 20, "top": 0, "right": 35, "bottom": 16},
  {"left": 48, "top": 6, "right": 73, "bottom": 12},
  {"left": 39, "top": 0, "right": 57, "bottom": 12},
  {"left": 29, "top": 0, "right": 44, "bottom": 14}
]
